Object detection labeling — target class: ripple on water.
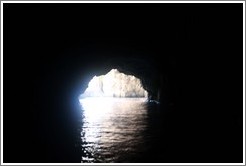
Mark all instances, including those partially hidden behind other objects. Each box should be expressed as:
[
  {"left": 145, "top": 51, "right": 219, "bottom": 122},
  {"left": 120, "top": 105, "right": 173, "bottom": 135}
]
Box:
[{"left": 79, "top": 98, "right": 149, "bottom": 163}]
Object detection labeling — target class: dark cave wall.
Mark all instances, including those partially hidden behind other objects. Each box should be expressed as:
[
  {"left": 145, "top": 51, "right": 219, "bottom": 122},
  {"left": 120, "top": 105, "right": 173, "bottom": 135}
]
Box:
[
  {"left": 5, "top": 30, "right": 242, "bottom": 163},
  {"left": 29, "top": 42, "right": 177, "bottom": 162},
  {"left": 30, "top": 49, "right": 172, "bottom": 162},
  {"left": 4, "top": 3, "right": 242, "bottom": 163}
]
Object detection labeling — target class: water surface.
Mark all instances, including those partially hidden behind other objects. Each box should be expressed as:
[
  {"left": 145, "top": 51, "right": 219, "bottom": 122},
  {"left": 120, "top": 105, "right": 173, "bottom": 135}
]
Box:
[{"left": 79, "top": 97, "right": 163, "bottom": 163}]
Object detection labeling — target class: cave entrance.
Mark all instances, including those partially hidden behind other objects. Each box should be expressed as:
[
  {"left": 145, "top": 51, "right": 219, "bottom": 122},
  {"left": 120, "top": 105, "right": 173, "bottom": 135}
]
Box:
[
  {"left": 78, "top": 69, "right": 150, "bottom": 162},
  {"left": 79, "top": 69, "right": 148, "bottom": 99}
]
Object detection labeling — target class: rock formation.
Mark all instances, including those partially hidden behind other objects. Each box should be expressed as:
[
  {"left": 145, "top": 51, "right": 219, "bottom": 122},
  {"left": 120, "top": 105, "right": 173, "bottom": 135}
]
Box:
[{"left": 80, "top": 69, "right": 148, "bottom": 98}]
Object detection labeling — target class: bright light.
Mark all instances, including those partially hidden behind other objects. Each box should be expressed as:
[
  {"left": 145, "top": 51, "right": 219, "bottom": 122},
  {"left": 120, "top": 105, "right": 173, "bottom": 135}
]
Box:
[
  {"left": 78, "top": 69, "right": 149, "bottom": 162},
  {"left": 80, "top": 69, "right": 148, "bottom": 98},
  {"left": 79, "top": 97, "right": 113, "bottom": 121}
]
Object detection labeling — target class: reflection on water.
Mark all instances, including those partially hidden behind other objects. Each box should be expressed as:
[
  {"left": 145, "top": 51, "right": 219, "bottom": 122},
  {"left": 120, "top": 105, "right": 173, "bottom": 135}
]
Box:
[{"left": 79, "top": 97, "right": 150, "bottom": 163}]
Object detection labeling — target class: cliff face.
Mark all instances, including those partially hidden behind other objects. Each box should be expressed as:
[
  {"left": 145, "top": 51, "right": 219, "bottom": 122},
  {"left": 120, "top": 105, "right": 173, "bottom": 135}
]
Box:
[{"left": 80, "top": 69, "right": 148, "bottom": 98}]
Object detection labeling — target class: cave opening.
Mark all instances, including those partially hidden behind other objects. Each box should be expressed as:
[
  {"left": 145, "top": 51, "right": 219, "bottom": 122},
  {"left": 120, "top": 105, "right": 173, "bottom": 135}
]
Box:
[
  {"left": 78, "top": 68, "right": 153, "bottom": 162},
  {"left": 79, "top": 68, "right": 148, "bottom": 99}
]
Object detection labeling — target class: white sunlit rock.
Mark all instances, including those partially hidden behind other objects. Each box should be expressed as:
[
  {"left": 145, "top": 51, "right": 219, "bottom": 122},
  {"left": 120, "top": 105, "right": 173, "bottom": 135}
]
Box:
[{"left": 80, "top": 69, "right": 148, "bottom": 98}]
